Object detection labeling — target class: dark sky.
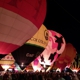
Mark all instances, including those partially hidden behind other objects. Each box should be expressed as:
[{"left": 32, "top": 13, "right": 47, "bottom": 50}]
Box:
[{"left": 43, "top": 0, "right": 80, "bottom": 53}]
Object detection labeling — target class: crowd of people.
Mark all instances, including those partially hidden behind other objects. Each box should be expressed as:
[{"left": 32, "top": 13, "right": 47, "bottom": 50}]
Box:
[{"left": 0, "top": 70, "right": 80, "bottom": 80}]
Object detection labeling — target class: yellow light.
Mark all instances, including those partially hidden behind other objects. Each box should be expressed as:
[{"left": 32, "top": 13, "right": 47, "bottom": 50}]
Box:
[{"left": 1, "top": 64, "right": 10, "bottom": 71}]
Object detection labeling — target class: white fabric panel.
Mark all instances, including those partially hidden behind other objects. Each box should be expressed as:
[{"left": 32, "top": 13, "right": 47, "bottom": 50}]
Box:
[
  {"left": 0, "top": 7, "right": 38, "bottom": 46},
  {"left": 0, "top": 24, "right": 11, "bottom": 34},
  {"left": 13, "top": 19, "right": 32, "bottom": 33},
  {"left": 0, "top": 34, "right": 6, "bottom": 41},
  {"left": 2, "top": 8, "right": 17, "bottom": 18},
  {"left": 0, "top": 13, "right": 16, "bottom": 27}
]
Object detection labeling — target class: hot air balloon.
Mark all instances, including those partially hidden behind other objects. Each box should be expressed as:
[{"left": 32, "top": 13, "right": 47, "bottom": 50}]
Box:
[
  {"left": 11, "top": 24, "right": 49, "bottom": 70},
  {"left": 0, "top": 53, "right": 15, "bottom": 71},
  {"left": 54, "top": 43, "right": 76, "bottom": 70},
  {"left": 38, "top": 30, "right": 66, "bottom": 65},
  {"left": 49, "top": 30, "right": 66, "bottom": 71},
  {"left": 37, "top": 30, "right": 58, "bottom": 66},
  {"left": 31, "top": 30, "right": 57, "bottom": 71},
  {"left": 32, "top": 30, "right": 66, "bottom": 71},
  {"left": 0, "top": 0, "right": 46, "bottom": 54}
]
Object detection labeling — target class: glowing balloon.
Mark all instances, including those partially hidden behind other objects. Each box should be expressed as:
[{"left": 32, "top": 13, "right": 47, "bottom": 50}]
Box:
[
  {"left": 0, "top": 0, "right": 46, "bottom": 54},
  {"left": 37, "top": 30, "right": 66, "bottom": 66},
  {"left": 12, "top": 25, "right": 49, "bottom": 69},
  {"left": 32, "top": 30, "right": 66, "bottom": 71},
  {"left": 49, "top": 30, "right": 66, "bottom": 70},
  {"left": 31, "top": 31, "right": 55, "bottom": 71},
  {"left": 0, "top": 53, "right": 15, "bottom": 71},
  {"left": 54, "top": 43, "right": 76, "bottom": 70},
  {"left": 1, "top": 64, "right": 10, "bottom": 71},
  {"left": 38, "top": 30, "right": 58, "bottom": 66},
  {"left": 0, "top": 53, "right": 15, "bottom": 64}
]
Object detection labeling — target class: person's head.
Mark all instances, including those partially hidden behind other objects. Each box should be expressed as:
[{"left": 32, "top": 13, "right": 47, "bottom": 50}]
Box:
[{"left": 66, "top": 72, "right": 69, "bottom": 75}]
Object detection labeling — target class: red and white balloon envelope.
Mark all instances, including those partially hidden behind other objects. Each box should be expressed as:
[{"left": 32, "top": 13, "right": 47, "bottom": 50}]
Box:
[
  {"left": 0, "top": 0, "right": 46, "bottom": 54},
  {"left": 32, "top": 30, "right": 66, "bottom": 71}
]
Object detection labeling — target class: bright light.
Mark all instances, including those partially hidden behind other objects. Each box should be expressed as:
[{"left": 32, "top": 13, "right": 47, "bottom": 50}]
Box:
[
  {"left": 21, "top": 62, "right": 24, "bottom": 67},
  {"left": 65, "top": 65, "right": 70, "bottom": 68},
  {"left": 46, "top": 66, "right": 51, "bottom": 72},
  {"left": 42, "top": 69, "right": 45, "bottom": 72},
  {"left": 1, "top": 65, "right": 10, "bottom": 71},
  {"left": 33, "top": 66, "right": 38, "bottom": 72},
  {"left": 43, "top": 63, "right": 46, "bottom": 68},
  {"left": 56, "top": 68, "right": 61, "bottom": 72},
  {"left": 14, "top": 68, "right": 18, "bottom": 71},
  {"left": 33, "top": 66, "right": 41, "bottom": 72},
  {"left": 8, "top": 68, "right": 12, "bottom": 72},
  {"left": 72, "top": 69, "right": 78, "bottom": 73}
]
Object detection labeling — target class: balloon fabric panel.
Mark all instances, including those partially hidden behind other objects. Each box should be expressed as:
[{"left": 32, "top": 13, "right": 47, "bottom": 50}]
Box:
[
  {"left": 50, "top": 30, "right": 66, "bottom": 54},
  {"left": 12, "top": 44, "right": 44, "bottom": 69}
]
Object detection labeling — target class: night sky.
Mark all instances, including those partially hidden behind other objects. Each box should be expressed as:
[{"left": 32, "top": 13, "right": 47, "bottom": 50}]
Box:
[{"left": 43, "top": 0, "right": 80, "bottom": 54}]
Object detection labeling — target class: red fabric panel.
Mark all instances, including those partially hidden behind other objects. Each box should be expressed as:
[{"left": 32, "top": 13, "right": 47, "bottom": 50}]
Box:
[
  {"left": 0, "top": 0, "right": 46, "bottom": 28},
  {"left": 64, "top": 43, "right": 76, "bottom": 64},
  {"left": 0, "top": 0, "right": 4, "bottom": 7},
  {"left": 56, "top": 60, "right": 67, "bottom": 70},
  {"left": 0, "top": 41, "right": 19, "bottom": 54},
  {"left": 54, "top": 43, "right": 76, "bottom": 70}
]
